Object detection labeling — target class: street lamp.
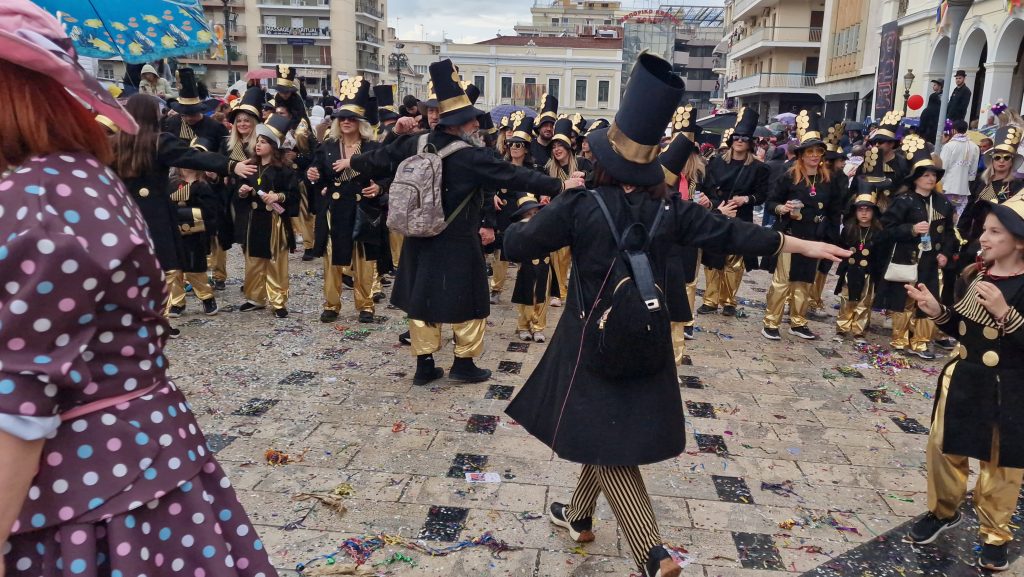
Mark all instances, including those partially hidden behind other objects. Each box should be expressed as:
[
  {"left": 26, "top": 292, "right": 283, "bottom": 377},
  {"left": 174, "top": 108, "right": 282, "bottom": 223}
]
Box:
[
  {"left": 902, "top": 68, "right": 915, "bottom": 116},
  {"left": 388, "top": 46, "right": 409, "bottom": 98}
]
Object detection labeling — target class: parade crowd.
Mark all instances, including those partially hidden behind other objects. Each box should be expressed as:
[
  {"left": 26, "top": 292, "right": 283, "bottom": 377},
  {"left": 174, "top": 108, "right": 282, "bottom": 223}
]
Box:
[{"left": 4, "top": 1, "right": 1024, "bottom": 575}]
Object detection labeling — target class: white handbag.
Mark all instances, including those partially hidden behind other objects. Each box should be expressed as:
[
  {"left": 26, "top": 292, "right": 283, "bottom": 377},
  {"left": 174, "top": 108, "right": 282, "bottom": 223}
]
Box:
[{"left": 883, "top": 243, "right": 918, "bottom": 283}]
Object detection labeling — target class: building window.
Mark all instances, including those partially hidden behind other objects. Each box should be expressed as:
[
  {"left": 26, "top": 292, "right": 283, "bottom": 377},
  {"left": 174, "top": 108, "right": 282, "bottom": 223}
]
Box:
[
  {"left": 598, "top": 80, "right": 609, "bottom": 105},
  {"left": 551, "top": 18, "right": 559, "bottom": 25},
  {"left": 414, "top": 65, "right": 427, "bottom": 74},
  {"left": 548, "top": 78, "right": 560, "bottom": 100},
  {"left": 501, "top": 76, "right": 512, "bottom": 98},
  {"left": 430, "top": 45, "right": 440, "bottom": 55},
  {"left": 263, "top": 44, "right": 277, "bottom": 63},
  {"left": 97, "top": 63, "right": 115, "bottom": 80},
  {"left": 263, "top": 15, "right": 276, "bottom": 27},
  {"left": 575, "top": 79, "right": 587, "bottom": 103},
  {"left": 474, "top": 75, "right": 485, "bottom": 95}
]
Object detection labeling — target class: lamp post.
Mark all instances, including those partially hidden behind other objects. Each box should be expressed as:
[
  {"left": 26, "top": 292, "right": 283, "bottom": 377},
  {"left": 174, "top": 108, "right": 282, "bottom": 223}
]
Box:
[
  {"left": 388, "top": 47, "right": 408, "bottom": 98},
  {"left": 222, "top": 0, "right": 233, "bottom": 85},
  {"left": 902, "top": 68, "right": 915, "bottom": 116},
  {"left": 934, "top": 0, "right": 974, "bottom": 151}
]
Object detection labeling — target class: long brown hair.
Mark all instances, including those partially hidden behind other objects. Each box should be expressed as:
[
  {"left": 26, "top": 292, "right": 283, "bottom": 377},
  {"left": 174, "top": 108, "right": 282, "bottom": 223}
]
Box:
[
  {"left": 790, "top": 149, "right": 832, "bottom": 186},
  {"left": 110, "top": 94, "right": 163, "bottom": 179},
  {"left": 591, "top": 163, "right": 668, "bottom": 200},
  {"left": 0, "top": 60, "right": 111, "bottom": 172}
]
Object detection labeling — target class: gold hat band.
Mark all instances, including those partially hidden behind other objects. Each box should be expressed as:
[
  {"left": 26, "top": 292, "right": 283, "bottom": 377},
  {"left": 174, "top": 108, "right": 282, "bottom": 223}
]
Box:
[
  {"left": 339, "top": 104, "right": 366, "bottom": 117},
  {"left": 517, "top": 193, "right": 538, "bottom": 207},
  {"left": 993, "top": 144, "right": 1019, "bottom": 155},
  {"left": 439, "top": 93, "right": 472, "bottom": 114},
  {"left": 552, "top": 134, "right": 573, "bottom": 147},
  {"left": 662, "top": 165, "right": 679, "bottom": 188},
  {"left": 511, "top": 130, "right": 533, "bottom": 142},
  {"left": 913, "top": 158, "right": 938, "bottom": 171},
  {"left": 801, "top": 131, "right": 821, "bottom": 143},
  {"left": 277, "top": 78, "right": 297, "bottom": 88},
  {"left": 607, "top": 124, "right": 660, "bottom": 164},
  {"left": 235, "top": 104, "right": 260, "bottom": 118},
  {"left": 853, "top": 193, "right": 877, "bottom": 205},
  {"left": 95, "top": 114, "right": 119, "bottom": 134},
  {"left": 178, "top": 96, "right": 202, "bottom": 106},
  {"left": 874, "top": 128, "right": 897, "bottom": 139}
]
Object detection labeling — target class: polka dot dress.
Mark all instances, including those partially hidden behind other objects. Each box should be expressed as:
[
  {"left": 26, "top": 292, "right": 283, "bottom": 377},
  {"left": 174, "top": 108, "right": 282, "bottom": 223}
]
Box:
[{"left": 1, "top": 154, "right": 278, "bottom": 577}]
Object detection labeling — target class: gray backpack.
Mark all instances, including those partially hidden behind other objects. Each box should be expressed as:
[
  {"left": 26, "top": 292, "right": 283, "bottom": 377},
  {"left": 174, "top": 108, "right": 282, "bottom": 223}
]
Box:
[{"left": 386, "top": 133, "right": 472, "bottom": 237}]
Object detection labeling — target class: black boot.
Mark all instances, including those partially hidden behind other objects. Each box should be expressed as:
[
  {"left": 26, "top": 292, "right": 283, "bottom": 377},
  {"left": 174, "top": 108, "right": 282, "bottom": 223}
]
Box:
[
  {"left": 413, "top": 354, "right": 444, "bottom": 386},
  {"left": 449, "top": 357, "right": 491, "bottom": 383}
]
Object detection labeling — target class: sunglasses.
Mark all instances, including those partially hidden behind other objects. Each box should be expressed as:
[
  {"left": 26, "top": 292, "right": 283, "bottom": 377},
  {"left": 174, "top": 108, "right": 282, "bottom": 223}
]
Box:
[
  {"left": 993, "top": 154, "right": 1014, "bottom": 162},
  {"left": 509, "top": 142, "right": 526, "bottom": 149},
  {"left": 733, "top": 136, "right": 751, "bottom": 142}
]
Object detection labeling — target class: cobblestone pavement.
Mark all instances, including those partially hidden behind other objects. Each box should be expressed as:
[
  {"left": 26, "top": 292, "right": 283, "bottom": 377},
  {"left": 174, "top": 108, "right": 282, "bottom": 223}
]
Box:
[{"left": 167, "top": 246, "right": 1024, "bottom": 576}]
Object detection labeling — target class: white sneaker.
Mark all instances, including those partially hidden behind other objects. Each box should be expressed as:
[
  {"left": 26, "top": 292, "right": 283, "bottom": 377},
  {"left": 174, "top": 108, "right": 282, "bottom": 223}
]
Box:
[
  {"left": 519, "top": 331, "right": 533, "bottom": 341},
  {"left": 533, "top": 332, "right": 546, "bottom": 343},
  {"left": 550, "top": 297, "right": 562, "bottom": 307}
]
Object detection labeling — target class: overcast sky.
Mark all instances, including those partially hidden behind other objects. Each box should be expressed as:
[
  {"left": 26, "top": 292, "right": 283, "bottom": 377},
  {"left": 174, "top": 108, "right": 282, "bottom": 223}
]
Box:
[{"left": 387, "top": 0, "right": 536, "bottom": 44}]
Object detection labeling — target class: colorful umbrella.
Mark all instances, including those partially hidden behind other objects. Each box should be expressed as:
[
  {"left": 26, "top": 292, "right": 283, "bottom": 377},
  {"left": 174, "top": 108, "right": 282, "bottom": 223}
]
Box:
[
  {"left": 489, "top": 104, "right": 537, "bottom": 126},
  {"left": 246, "top": 68, "right": 277, "bottom": 81},
  {"left": 34, "top": 0, "right": 213, "bottom": 64},
  {"left": 774, "top": 112, "right": 797, "bottom": 125}
]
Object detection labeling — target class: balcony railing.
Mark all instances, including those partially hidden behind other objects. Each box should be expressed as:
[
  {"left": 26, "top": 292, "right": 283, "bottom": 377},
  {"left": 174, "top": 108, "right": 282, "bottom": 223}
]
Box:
[
  {"left": 258, "top": 0, "right": 329, "bottom": 8},
  {"left": 261, "top": 55, "right": 330, "bottom": 66},
  {"left": 356, "top": 54, "right": 382, "bottom": 71},
  {"left": 258, "top": 25, "right": 329, "bottom": 37},
  {"left": 355, "top": 0, "right": 383, "bottom": 18},
  {"left": 728, "top": 72, "right": 817, "bottom": 92},
  {"left": 356, "top": 32, "right": 380, "bottom": 44},
  {"left": 498, "top": 83, "right": 546, "bottom": 108},
  {"left": 731, "top": 26, "right": 823, "bottom": 54},
  {"left": 732, "top": 0, "right": 761, "bottom": 18}
]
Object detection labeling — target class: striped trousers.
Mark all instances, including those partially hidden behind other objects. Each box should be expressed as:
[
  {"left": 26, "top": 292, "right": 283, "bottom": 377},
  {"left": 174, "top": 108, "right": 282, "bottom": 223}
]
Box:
[{"left": 565, "top": 464, "right": 661, "bottom": 570}]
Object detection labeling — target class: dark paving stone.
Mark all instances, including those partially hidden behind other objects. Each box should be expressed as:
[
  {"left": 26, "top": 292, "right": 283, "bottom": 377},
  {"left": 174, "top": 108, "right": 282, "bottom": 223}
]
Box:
[
  {"left": 205, "top": 434, "right": 237, "bottom": 454},
  {"left": 278, "top": 370, "right": 319, "bottom": 386},
  {"left": 816, "top": 347, "right": 842, "bottom": 359},
  {"left": 419, "top": 505, "right": 469, "bottom": 542},
  {"left": 497, "top": 361, "right": 522, "bottom": 374},
  {"left": 801, "top": 490, "right": 1024, "bottom": 576},
  {"left": 862, "top": 388, "right": 896, "bottom": 404},
  {"left": 506, "top": 342, "right": 530, "bottom": 353},
  {"left": 680, "top": 355, "right": 693, "bottom": 366},
  {"left": 695, "top": 433, "right": 728, "bottom": 455},
  {"left": 446, "top": 453, "right": 488, "bottom": 479},
  {"left": 891, "top": 416, "right": 930, "bottom": 435},
  {"left": 713, "top": 475, "right": 754, "bottom": 504},
  {"left": 686, "top": 401, "right": 716, "bottom": 419},
  {"left": 465, "top": 414, "right": 499, "bottom": 434},
  {"left": 733, "top": 532, "right": 785, "bottom": 570},
  {"left": 485, "top": 385, "right": 515, "bottom": 400},
  {"left": 231, "top": 398, "right": 279, "bottom": 417},
  {"left": 316, "top": 348, "right": 351, "bottom": 361},
  {"left": 680, "top": 375, "right": 704, "bottom": 389}
]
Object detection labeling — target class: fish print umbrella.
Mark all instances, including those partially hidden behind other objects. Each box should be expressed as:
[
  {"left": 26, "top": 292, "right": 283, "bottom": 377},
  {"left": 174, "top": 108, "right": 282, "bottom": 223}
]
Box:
[{"left": 34, "top": 0, "right": 213, "bottom": 63}]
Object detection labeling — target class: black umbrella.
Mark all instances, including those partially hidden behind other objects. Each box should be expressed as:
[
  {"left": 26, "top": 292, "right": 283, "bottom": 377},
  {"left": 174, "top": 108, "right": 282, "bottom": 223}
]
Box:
[
  {"left": 753, "top": 125, "right": 773, "bottom": 138},
  {"left": 696, "top": 112, "right": 737, "bottom": 135},
  {"left": 846, "top": 121, "right": 866, "bottom": 132}
]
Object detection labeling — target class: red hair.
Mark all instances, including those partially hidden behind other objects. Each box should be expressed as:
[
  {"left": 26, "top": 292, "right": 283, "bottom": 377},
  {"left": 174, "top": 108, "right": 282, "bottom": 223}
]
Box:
[{"left": 0, "top": 59, "right": 112, "bottom": 172}]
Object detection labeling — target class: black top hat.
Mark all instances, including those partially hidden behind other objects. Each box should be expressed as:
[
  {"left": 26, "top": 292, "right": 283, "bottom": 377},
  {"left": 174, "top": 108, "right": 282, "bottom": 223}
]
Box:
[
  {"left": 824, "top": 120, "right": 847, "bottom": 160},
  {"left": 537, "top": 93, "right": 558, "bottom": 126},
  {"left": 584, "top": 118, "right": 609, "bottom": 137},
  {"left": 551, "top": 117, "right": 575, "bottom": 148},
  {"left": 511, "top": 193, "right": 543, "bottom": 222},
  {"left": 478, "top": 111, "right": 496, "bottom": 134},
  {"left": 658, "top": 132, "right": 696, "bottom": 188},
  {"left": 955, "top": 70, "right": 967, "bottom": 78},
  {"left": 869, "top": 110, "right": 903, "bottom": 142},
  {"left": 374, "top": 84, "right": 400, "bottom": 122},
  {"left": 333, "top": 76, "right": 372, "bottom": 120},
  {"left": 229, "top": 86, "right": 264, "bottom": 123},
  {"left": 190, "top": 135, "right": 219, "bottom": 153},
  {"left": 851, "top": 179, "right": 880, "bottom": 209},
  {"left": 255, "top": 113, "right": 291, "bottom": 148},
  {"left": 509, "top": 115, "right": 534, "bottom": 143},
  {"left": 670, "top": 105, "right": 702, "bottom": 141},
  {"left": 465, "top": 83, "right": 481, "bottom": 105},
  {"left": 429, "top": 59, "right": 484, "bottom": 127},
  {"left": 421, "top": 80, "right": 439, "bottom": 108},
  {"left": 366, "top": 93, "right": 379, "bottom": 126},
  {"left": 932, "top": 78, "right": 944, "bottom": 87},
  {"left": 171, "top": 68, "right": 206, "bottom": 114},
  {"left": 902, "top": 136, "right": 944, "bottom": 186},
  {"left": 274, "top": 64, "right": 298, "bottom": 93},
  {"left": 986, "top": 125, "right": 1024, "bottom": 171},
  {"left": 980, "top": 193, "right": 1024, "bottom": 239},
  {"left": 588, "top": 52, "right": 685, "bottom": 186},
  {"left": 730, "top": 106, "right": 759, "bottom": 140},
  {"left": 794, "top": 110, "right": 826, "bottom": 152}
]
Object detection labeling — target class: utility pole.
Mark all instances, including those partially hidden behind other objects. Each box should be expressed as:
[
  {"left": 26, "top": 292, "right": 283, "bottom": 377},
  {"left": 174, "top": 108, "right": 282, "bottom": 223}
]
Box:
[{"left": 222, "top": 0, "right": 233, "bottom": 85}]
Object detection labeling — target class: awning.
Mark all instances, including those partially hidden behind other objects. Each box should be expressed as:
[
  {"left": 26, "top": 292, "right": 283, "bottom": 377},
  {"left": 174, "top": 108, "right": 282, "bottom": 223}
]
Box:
[
  {"left": 825, "top": 92, "right": 859, "bottom": 102},
  {"left": 697, "top": 112, "right": 737, "bottom": 134}
]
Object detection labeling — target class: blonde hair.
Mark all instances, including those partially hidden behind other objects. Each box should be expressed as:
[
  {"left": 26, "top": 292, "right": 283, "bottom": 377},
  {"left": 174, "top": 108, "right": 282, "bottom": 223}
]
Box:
[
  {"left": 721, "top": 147, "right": 755, "bottom": 166},
  {"left": 683, "top": 151, "right": 706, "bottom": 183},
  {"left": 226, "top": 117, "right": 256, "bottom": 159},
  {"left": 329, "top": 118, "right": 374, "bottom": 142},
  {"left": 545, "top": 144, "right": 578, "bottom": 179}
]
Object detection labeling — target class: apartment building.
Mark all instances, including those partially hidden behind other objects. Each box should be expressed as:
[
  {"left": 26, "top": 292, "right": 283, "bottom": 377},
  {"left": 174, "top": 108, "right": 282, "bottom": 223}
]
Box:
[
  {"left": 513, "top": 0, "right": 623, "bottom": 38},
  {"left": 813, "top": 0, "right": 882, "bottom": 121},
  {"left": 663, "top": 5, "right": 726, "bottom": 117},
  {"left": 383, "top": 27, "right": 439, "bottom": 101}
]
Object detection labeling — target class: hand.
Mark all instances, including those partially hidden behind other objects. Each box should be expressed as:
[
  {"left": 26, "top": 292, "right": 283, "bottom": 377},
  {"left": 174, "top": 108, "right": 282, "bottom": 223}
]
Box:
[
  {"left": 238, "top": 184, "right": 253, "bottom": 197},
  {"left": 730, "top": 195, "right": 750, "bottom": 207},
  {"left": 913, "top": 221, "right": 930, "bottom": 235},
  {"left": 493, "top": 195, "right": 507, "bottom": 211},
  {"left": 205, "top": 171, "right": 218, "bottom": 180},
  {"left": 776, "top": 203, "right": 793, "bottom": 215},
  {"left": 786, "top": 237, "right": 852, "bottom": 263},
  {"left": 479, "top": 227, "right": 496, "bottom": 246},
  {"left": 233, "top": 159, "right": 256, "bottom": 178},
  {"left": 562, "top": 177, "right": 585, "bottom": 191},
  {"left": 362, "top": 181, "right": 380, "bottom": 198},
  {"left": 261, "top": 192, "right": 279, "bottom": 205},
  {"left": 976, "top": 281, "right": 1011, "bottom": 319},
  {"left": 332, "top": 158, "right": 351, "bottom": 173},
  {"left": 539, "top": 195, "right": 551, "bottom": 205},
  {"left": 394, "top": 116, "right": 418, "bottom": 134},
  {"left": 696, "top": 194, "right": 712, "bottom": 208},
  {"left": 718, "top": 203, "right": 737, "bottom": 218},
  {"left": 307, "top": 166, "right": 321, "bottom": 182},
  {"left": 905, "top": 282, "right": 942, "bottom": 317},
  {"left": 571, "top": 171, "right": 586, "bottom": 180},
  {"left": 937, "top": 254, "right": 948, "bottom": 268}
]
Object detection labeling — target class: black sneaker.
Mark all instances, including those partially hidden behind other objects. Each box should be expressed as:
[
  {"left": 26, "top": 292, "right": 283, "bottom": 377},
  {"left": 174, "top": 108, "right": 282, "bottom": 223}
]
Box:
[
  {"left": 372, "top": 292, "right": 385, "bottom": 303},
  {"left": 979, "top": 543, "right": 1010, "bottom": 571},
  {"left": 168, "top": 305, "right": 185, "bottom": 318},
  {"left": 934, "top": 338, "right": 957, "bottom": 351},
  {"left": 697, "top": 304, "right": 718, "bottom": 315},
  {"left": 398, "top": 331, "right": 411, "bottom": 345},
  {"left": 320, "top": 310, "right": 339, "bottom": 323},
  {"left": 761, "top": 327, "right": 781, "bottom": 340},
  {"left": 213, "top": 280, "right": 226, "bottom": 291},
  {"left": 905, "top": 511, "right": 962, "bottom": 544},
  {"left": 913, "top": 348, "right": 936, "bottom": 360},
  {"left": 168, "top": 327, "right": 181, "bottom": 339},
  {"left": 489, "top": 291, "right": 500, "bottom": 305},
  {"left": 683, "top": 326, "right": 695, "bottom": 340},
  {"left": 548, "top": 502, "right": 595, "bottom": 543},
  {"left": 807, "top": 308, "right": 830, "bottom": 320},
  {"left": 645, "top": 544, "right": 682, "bottom": 577},
  {"left": 202, "top": 298, "right": 219, "bottom": 316},
  {"left": 342, "top": 275, "right": 354, "bottom": 288},
  {"left": 238, "top": 302, "right": 264, "bottom": 312},
  {"left": 789, "top": 326, "right": 817, "bottom": 340},
  {"left": 301, "top": 249, "right": 315, "bottom": 262},
  {"left": 380, "top": 276, "right": 392, "bottom": 287},
  {"left": 449, "top": 357, "right": 492, "bottom": 383},
  {"left": 721, "top": 305, "right": 737, "bottom": 317},
  {"left": 358, "top": 311, "right": 375, "bottom": 323},
  {"left": 413, "top": 355, "right": 444, "bottom": 386},
  {"left": 273, "top": 307, "right": 288, "bottom": 318}
]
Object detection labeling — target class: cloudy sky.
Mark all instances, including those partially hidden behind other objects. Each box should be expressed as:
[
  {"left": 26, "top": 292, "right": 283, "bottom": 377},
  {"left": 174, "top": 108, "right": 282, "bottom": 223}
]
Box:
[{"left": 387, "top": 0, "right": 536, "bottom": 44}]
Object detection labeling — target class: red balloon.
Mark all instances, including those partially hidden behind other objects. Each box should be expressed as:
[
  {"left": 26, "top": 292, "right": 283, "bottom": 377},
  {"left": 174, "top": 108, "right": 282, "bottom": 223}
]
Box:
[{"left": 908, "top": 94, "right": 925, "bottom": 111}]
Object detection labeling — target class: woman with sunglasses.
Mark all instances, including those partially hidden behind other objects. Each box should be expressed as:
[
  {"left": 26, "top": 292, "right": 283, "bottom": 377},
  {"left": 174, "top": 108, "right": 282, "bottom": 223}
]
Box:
[{"left": 762, "top": 111, "right": 845, "bottom": 341}]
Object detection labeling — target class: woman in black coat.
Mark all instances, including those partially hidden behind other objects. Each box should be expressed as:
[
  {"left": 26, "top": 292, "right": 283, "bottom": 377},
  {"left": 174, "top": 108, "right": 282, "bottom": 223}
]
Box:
[
  {"left": 873, "top": 151, "right": 956, "bottom": 359},
  {"left": 503, "top": 53, "right": 849, "bottom": 577}
]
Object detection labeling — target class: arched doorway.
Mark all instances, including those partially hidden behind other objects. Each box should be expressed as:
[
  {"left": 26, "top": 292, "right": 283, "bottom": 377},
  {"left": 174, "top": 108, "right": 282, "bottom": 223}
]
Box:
[
  {"left": 994, "top": 18, "right": 1024, "bottom": 112},
  {"left": 958, "top": 26, "right": 988, "bottom": 125},
  {"left": 929, "top": 36, "right": 949, "bottom": 80}
]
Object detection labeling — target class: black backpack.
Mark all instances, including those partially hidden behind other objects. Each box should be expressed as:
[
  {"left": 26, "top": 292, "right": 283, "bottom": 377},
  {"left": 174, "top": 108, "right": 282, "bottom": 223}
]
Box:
[{"left": 575, "top": 189, "right": 672, "bottom": 380}]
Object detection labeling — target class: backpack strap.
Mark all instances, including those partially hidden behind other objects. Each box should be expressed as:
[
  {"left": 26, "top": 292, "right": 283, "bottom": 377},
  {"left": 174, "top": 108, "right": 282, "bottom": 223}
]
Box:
[
  {"left": 415, "top": 133, "right": 430, "bottom": 154},
  {"left": 445, "top": 191, "right": 476, "bottom": 226},
  {"left": 437, "top": 140, "right": 471, "bottom": 159},
  {"left": 590, "top": 190, "right": 623, "bottom": 248}
]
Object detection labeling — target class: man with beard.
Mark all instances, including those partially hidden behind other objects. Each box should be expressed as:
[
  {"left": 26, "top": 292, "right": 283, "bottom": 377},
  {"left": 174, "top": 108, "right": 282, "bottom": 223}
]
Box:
[
  {"left": 333, "top": 59, "right": 583, "bottom": 385},
  {"left": 531, "top": 93, "right": 558, "bottom": 166}
]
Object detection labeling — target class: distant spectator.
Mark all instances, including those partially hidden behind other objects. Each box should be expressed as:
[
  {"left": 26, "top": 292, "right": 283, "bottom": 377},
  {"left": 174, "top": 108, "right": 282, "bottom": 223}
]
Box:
[
  {"left": 939, "top": 119, "right": 979, "bottom": 221},
  {"left": 947, "top": 70, "right": 971, "bottom": 123},
  {"left": 227, "top": 88, "right": 240, "bottom": 103},
  {"left": 920, "top": 79, "right": 943, "bottom": 144}
]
